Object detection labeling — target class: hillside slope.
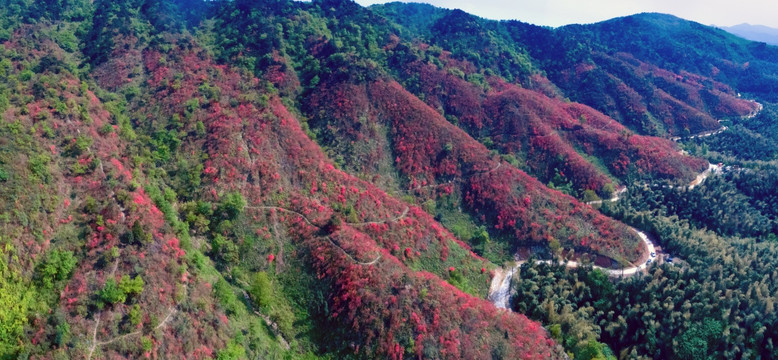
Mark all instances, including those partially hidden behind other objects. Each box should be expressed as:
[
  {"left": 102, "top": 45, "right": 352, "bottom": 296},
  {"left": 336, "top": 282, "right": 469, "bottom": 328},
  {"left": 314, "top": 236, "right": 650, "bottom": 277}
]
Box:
[
  {"left": 306, "top": 74, "right": 643, "bottom": 263},
  {"left": 384, "top": 52, "right": 710, "bottom": 193},
  {"left": 373, "top": 5, "right": 761, "bottom": 137},
  {"left": 560, "top": 13, "right": 778, "bottom": 101},
  {"left": 1, "top": 0, "right": 771, "bottom": 359}
]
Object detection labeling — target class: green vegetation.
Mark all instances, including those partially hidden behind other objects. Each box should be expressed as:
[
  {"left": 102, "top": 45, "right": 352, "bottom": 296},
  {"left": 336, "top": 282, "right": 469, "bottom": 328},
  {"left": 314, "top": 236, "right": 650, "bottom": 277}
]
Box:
[
  {"left": 0, "top": 256, "right": 35, "bottom": 358},
  {"left": 2, "top": 0, "right": 778, "bottom": 359},
  {"left": 249, "top": 271, "right": 272, "bottom": 311},
  {"left": 37, "top": 250, "right": 77, "bottom": 289},
  {"left": 98, "top": 275, "right": 144, "bottom": 306},
  {"left": 513, "top": 263, "right": 615, "bottom": 359}
]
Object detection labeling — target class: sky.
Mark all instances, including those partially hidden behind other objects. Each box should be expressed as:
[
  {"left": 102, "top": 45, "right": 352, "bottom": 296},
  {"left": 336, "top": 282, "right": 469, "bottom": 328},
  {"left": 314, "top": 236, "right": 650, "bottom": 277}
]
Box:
[{"left": 353, "top": 0, "right": 778, "bottom": 28}]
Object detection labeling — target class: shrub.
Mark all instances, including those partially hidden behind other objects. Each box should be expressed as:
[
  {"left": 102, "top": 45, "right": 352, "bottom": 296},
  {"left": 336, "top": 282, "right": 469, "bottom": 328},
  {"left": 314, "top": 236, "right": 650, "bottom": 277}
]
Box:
[
  {"left": 129, "top": 304, "right": 142, "bottom": 326},
  {"left": 19, "top": 69, "right": 33, "bottom": 82},
  {"left": 0, "top": 93, "right": 8, "bottom": 112},
  {"left": 130, "top": 221, "right": 152, "bottom": 244},
  {"left": 99, "top": 278, "right": 125, "bottom": 305},
  {"left": 98, "top": 123, "right": 114, "bottom": 135},
  {"left": 213, "top": 278, "right": 238, "bottom": 315},
  {"left": 216, "top": 192, "right": 246, "bottom": 221},
  {"left": 37, "top": 250, "right": 77, "bottom": 289},
  {"left": 215, "top": 340, "right": 245, "bottom": 360},
  {"left": 582, "top": 189, "right": 600, "bottom": 203},
  {"left": 141, "top": 336, "right": 153, "bottom": 352},
  {"left": 99, "top": 275, "right": 143, "bottom": 306},
  {"left": 249, "top": 272, "right": 272, "bottom": 311},
  {"left": 28, "top": 154, "right": 51, "bottom": 183},
  {"left": 65, "top": 135, "right": 93, "bottom": 157},
  {"left": 0, "top": 258, "right": 34, "bottom": 357},
  {"left": 211, "top": 234, "right": 239, "bottom": 266}
]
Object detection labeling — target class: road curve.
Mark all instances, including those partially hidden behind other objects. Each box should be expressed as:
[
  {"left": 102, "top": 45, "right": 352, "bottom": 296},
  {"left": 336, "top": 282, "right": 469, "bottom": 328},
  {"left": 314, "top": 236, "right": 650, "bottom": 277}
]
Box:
[
  {"left": 670, "top": 126, "right": 728, "bottom": 142},
  {"left": 488, "top": 161, "right": 717, "bottom": 308},
  {"left": 689, "top": 163, "right": 721, "bottom": 189},
  {"left": 585, "top": 186, "right": 627, "bottom": 206},
  {"left": 488, "top": 101, "right": 762, "bottom": 309},
  {"left": 488, "top": 228, "right": 657, "bottom": 308},
  {"left": 670, "top": 99, "right": 761, "bottom": 142}
]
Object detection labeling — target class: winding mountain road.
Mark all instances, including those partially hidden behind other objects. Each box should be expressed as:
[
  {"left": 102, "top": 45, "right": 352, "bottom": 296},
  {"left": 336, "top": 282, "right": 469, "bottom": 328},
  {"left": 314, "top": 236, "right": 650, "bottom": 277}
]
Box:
[
  {"left": 689, "top": 163, "right": 722, "bottom": 189},
  {"left": 585, "top": 186, "right": 627, "bottom": 206},
  {"left": 488, "top": 228, "right": 656, "bottom": 308},
  {"left": 489, "top": 100, "right": 762, "bottom": 309},
  {"left": 670, "top": 100, "right": 761, "bottom": 142},
  {"left": 489, "top": 161, "right": 718, "bottom": 308},
  {"left": 670, "top": 126, "right": 728, "bottom": 142}
]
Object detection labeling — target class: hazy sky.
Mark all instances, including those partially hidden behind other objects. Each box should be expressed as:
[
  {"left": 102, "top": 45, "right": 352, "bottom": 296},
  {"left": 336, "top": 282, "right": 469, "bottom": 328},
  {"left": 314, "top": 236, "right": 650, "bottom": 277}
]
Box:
[{"left": 353, "top": 0, "right": 778, "bottom": 28}]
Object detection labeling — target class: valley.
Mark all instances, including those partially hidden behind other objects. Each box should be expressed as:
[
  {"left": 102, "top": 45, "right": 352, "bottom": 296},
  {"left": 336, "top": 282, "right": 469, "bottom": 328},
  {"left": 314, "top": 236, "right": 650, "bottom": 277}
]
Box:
[{"left": 0, "top": 1, "right": 777, "bottom": 359}]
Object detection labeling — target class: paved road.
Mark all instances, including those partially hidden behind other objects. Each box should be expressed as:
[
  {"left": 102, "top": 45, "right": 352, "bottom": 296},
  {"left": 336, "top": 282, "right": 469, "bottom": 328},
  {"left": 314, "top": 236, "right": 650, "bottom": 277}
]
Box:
[
  {"left": 585, "top": 187, "right": 627, "bottom": 205},
  {"left": 486, "top": 95, "right": 760, "bottom": 308},
  {"left": 689, "top": 163, "right": 722, "bottom": 189},
  {"left": 670, "top": 126, "right": 728, "bottom": 142},
  {"left": 488, "top": 159, "right": 721, "bottom": 308},
  {"left": 488, "top": 161, "right": 720, "bottom": 308},
  {"left": 488, "top": 228, "right": 658, "bottom": 308},
  {"left": 670, "top": 100, "right": 761, "bottom": 142}
]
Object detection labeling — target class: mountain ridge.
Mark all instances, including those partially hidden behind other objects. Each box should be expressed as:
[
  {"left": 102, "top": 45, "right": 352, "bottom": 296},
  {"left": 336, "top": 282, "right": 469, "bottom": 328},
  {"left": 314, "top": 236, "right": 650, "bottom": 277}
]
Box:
[
  {"left": 719, "top": 23, "right": 778, "bottom": 46},
  {"left": 0, "top": 1, "right": 775, "bottom": 359}
]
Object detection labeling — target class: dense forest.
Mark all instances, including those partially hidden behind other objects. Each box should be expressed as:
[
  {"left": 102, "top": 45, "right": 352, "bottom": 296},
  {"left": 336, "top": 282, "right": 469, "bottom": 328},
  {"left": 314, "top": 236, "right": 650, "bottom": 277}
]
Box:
[{"left": 0, "top": 0, "right": 777, "bottom": 359}]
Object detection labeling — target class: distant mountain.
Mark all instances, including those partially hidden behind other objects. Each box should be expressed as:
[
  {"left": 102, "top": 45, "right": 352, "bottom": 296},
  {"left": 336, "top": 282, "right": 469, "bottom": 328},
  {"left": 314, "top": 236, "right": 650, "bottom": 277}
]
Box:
[
  {"left": 1, "top": 1, "right": 776, "bottom": 360},
  {"left": 719, "top": 23, "right": 778, "bottom": 45},
  {"left": 547, "top": 13, "right": 778, "bottom": 100}
]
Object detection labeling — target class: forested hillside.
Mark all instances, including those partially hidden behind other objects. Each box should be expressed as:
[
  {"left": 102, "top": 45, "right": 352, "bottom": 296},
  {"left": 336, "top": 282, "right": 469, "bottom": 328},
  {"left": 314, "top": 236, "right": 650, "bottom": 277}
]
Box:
[{"left": 0, "top": 0, "right": 777, "bottom": 359}]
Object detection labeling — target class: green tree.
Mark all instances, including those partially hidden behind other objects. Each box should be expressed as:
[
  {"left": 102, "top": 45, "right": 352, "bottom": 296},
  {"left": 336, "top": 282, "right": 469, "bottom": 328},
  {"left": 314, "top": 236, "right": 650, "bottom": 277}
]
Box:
[
  {"left": 129, "top": 304, "right": 142, "bottom": 326},
  {"left": 130, "top": 221, "right": 152, "bottom": 244},
  {"left": 211, "top": 234, "right": 239, "bottom": 267},
  {"left": 118, "top": 275, "right": 144, "bottom": 298},
  {"left": 582, "top": 189, "right": 600, "bottom": 203},
  {"left": 249, "top": 271, "right": 273, "bottom": 311},
  {"left": 99, "top": 275, "right": 143, "bottom": 306},
  {"left": 575, "top": 339, "right": 611, "bottom": 360},
  {"left": 37, "top": 250, "right": 77, "bottom": 289},
  {"left": 0, "top": 258, "right": 34, "bottom": 357},
  {"left": 675, "top": 319, "right": 722, "bottom": 359},
  {"left": 216, "top": 192, "right": 246, "bottom": 222},
  {"left": 99, "top": 278, "right": 126, "bottom": 305},
  {"left": 471, "top": 225, "right": 490, "bottom": 254}
]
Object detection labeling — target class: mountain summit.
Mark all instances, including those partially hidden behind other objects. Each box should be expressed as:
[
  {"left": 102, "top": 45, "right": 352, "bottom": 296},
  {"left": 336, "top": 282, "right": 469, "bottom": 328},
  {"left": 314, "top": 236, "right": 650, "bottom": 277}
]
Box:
[{"left": 720, "top": 23, "right": 778, "bottom": 45}]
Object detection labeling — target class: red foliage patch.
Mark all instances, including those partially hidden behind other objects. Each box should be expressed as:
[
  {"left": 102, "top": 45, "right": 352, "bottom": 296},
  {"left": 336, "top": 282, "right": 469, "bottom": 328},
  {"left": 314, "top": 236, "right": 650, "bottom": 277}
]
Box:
[
  {"left": 137, "top": 45, "right": 564, "bottom": 358},
  {"left": 308, "top": 76, "right": 644, "bottom": 262}
]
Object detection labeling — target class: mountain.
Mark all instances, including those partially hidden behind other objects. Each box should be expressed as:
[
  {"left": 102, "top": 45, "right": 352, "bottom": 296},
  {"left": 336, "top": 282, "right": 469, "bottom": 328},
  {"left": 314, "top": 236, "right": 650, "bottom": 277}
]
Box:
[
  {"left": 720, "top": 23, "right": 778, "bottom": 46},
  {"left": 558, "top": 13, "right": 778, "bottom": 101},
  {"left": 0, "top": 1, "right": 777, "bottom": 359},
  {"left": 372, "top": 7, "right": 759, "bottom": 137}
]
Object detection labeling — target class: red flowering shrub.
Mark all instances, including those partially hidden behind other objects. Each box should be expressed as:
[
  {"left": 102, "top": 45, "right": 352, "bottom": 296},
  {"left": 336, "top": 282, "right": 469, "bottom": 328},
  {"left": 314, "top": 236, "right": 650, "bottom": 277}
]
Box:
[
  {"left": 386, "top": 53, "right": 714, "bottom": 194},
  {"left": 307, "top": 75, "right": 644, "bottom": 262},
  {"left": 555, "top": 51, "right": 758, "bottom": 136},
  {"left": 133, "top": 43, "right": 564, "bottom": 358}
]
